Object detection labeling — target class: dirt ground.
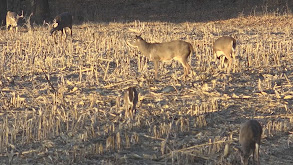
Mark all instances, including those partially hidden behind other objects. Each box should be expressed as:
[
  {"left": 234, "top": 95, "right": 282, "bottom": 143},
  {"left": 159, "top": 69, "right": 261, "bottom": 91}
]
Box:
[{"left": 0, "top": 13, "right": 293, "bottom": 165}]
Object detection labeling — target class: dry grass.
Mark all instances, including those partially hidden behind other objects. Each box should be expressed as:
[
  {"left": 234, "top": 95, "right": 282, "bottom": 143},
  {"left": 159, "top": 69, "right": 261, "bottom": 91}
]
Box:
[{"left": 0, "top": 14, "right": 292, "bottom": 164}]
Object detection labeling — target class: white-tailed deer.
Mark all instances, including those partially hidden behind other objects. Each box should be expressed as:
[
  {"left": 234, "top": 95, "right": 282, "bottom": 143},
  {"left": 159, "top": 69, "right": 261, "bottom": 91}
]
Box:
[
  {"left": 124, "top": 87, "right": 138, "bottom": 120},
  {"left": 213, "top": 36, "right": 236, "bottom": 73},
  {"left": 128, "top": 35, "right": 193, "bottom": 80},
  {"left": 50, "top": 12, "right": 72, "bottom": 43},
  {"left": 6, "top": 11, "right": 24, "bottom": 32},
  {"left": 239, "top": 120, "right": 262, "bottom": 165}
]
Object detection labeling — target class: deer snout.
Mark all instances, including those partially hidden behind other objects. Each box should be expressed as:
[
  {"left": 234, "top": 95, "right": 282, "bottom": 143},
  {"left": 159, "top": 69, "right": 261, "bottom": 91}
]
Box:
[{"left": 50, "top": 29, "right": 54, "bottom": 36}]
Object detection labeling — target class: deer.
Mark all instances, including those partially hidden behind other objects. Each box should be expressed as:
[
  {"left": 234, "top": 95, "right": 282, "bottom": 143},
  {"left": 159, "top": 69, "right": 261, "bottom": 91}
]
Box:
[
  {"left": 124, "top": 87, "right": 138, "bottom": 120},
  {"left": 50, "top": 12, "right": 72, "bottom": 43},
  {"left": 6, "top": 11, "right": 24, "bottom": 32},
  {"left": 213, "top": 36, "right": 236, "bottom": 74},
  {"left": 238, "top": 120, "right": 262, "bottom": 165},
  {"left": 127, "top": 35, "right": 194, "bottom": 80}
]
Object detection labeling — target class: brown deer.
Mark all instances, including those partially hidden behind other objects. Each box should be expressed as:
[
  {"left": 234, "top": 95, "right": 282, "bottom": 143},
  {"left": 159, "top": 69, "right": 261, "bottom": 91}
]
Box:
[
  {"left": 213, "top": 36, "right": 236, "bottom": 73},
  {"left": 128, "top": 35, "right": 193, "bottom": 80},
  {"left": 124, "top": 87, "right": 138, "bottom": 120},
  {"left": 239, "top": 120, "right": 262, "bottom": 165},
  {"left": 6, "top": 11, "right": 24, "bottom": 32},
  {"left": 50, "top": 12, "right": 72, "bottom": 43}
]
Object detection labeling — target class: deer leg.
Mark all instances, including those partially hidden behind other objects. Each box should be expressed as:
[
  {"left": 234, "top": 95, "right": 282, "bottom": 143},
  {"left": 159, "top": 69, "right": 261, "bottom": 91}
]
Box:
[
  {"left": 53, "top": 32, "right": 57, "bottom": 44},
  {"left": 255, "top": 143, "right": 260, "bottom": 165},
  {"left": 181, "top": 60, "right": 190, "bottom": 78},
  {"left": 220, "top": 56, "right": 225, "bottom": 68},
  {"left": 132, "top": 103, "right": 137, "bottom": 115},
  {"left": 185, "top": 62, "right": 191, "bottom": 76},
  {"left": 252, "top": 149, "right": 255, "bottom": 165},
  {"left": 224, "top": 53, "right": 233, "bottom": 74},
  {"left": 63, "top": 28, "right": 67, "bottom": 41},
  {"left": 214, "top": 51, "right": 222, "bottom": 66}
]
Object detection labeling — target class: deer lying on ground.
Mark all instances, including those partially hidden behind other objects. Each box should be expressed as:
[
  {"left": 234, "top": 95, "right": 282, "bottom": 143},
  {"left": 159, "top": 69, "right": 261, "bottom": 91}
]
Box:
[
  {"left": 127, "top": 35, "right": 193, "bottom": 80},
  {"left": 6, "top": 11, "right": 23, "bottom": 32},
  {"left": 213, "top": 36, "right": 236, "bottom": 73},
  {"left": 239, "top": 120, "right": 262, "bottom": 165},
  {"left": 124, "top": 87, "right": 138, "bottom": 120},
  {"left": 50, "top": 12, "right": 72, "bottom": 43}
]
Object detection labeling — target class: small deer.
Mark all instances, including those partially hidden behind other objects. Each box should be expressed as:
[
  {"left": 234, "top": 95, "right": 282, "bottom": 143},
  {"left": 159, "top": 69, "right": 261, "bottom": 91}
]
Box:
[
  {"left": 128, "top": 35, "right": 193, "bottom": 80},
  {"left": 50, "top": 12, "right": 72, "bottom": 43},
  {"left": 6, "top": 11, "right": 24, "bottom": 32},
  {"left": 124, "top": 87, "right": 138, "bottom": 120},
  {"left": 239, "top": 120, "right": 262, "bottom": 165},
  {"left": 213, "top": 36, "right": 236, "bottom": 73}
]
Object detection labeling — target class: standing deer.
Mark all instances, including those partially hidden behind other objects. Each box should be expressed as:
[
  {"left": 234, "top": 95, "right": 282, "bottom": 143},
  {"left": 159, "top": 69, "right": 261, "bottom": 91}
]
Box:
[
  {"left": 239, "top": 120, "right": 262, "bottom": 165},
  {"left": 213, "top": 36, "right": 236, "bottom": 73},
  {"left": 124, "top": 87, "right": 138, "bottom": 120},
  {"left": 128, "top": 35, "right": 193, "bottom": 80},
  {"left": 50, "top": 12, "right": 72, "bottom": 43},
  {"left": 6, "top": 11, "right": 24, "bottom": 32}
]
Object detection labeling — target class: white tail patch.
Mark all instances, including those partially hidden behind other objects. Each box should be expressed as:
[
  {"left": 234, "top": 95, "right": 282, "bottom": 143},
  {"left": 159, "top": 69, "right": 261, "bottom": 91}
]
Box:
[{"left": 215, "top": 50, "right": 225, "bottom": 58}]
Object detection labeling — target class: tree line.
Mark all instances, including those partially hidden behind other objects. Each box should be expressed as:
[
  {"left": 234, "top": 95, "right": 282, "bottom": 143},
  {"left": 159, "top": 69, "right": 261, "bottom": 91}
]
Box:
[{"left": 0, "top": 0, "right": 50, "bottom": 26}]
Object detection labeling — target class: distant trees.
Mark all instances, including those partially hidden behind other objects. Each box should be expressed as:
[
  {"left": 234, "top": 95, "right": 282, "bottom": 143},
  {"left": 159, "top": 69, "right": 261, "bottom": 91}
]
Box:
[
  {"left": 0, "top": 0, "right": 7, "bottom": 25},
  {"left": 0, "top": 0, "right": 292, "bottom": 26},
  {"left": 0, "top": 0, "right": 50, "bottom": 26},
  {"left": 32, "top": 0, "right": 50, "bottom": 24}
]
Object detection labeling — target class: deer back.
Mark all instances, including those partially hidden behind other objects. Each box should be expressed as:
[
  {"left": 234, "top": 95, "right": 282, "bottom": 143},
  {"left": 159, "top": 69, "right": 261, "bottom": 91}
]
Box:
[{"left": 50, "top": 12, "right": 72, "bottom": 34}]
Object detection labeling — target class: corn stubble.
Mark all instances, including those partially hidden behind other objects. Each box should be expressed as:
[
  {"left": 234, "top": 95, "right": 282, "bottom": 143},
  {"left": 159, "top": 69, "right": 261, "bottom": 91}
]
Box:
[{"left": 0, "top": 15, "right": 292, "bottom": 164}]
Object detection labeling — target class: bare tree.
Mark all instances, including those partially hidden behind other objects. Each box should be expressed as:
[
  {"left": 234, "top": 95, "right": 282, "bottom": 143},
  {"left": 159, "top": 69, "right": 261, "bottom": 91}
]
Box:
[{"left": 32, "top": 0, "right": 50, "bottom": 24}]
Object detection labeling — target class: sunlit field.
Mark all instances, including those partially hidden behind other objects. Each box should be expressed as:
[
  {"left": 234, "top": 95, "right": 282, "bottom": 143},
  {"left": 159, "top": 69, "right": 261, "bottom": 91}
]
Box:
[{"left": 0, "top": 14, "right": 292, "bottom": 164}]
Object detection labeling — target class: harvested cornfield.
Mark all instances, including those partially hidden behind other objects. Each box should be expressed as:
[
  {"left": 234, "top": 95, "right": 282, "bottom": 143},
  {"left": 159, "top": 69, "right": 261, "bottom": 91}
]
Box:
[{"left": 0, "top": 14, "right": 293, "bottom": 164}]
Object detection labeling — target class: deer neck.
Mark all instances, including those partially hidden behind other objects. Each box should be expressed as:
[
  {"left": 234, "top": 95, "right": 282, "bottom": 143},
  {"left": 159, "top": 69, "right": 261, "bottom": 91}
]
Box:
[{"left": 137, "top": 40, "right": 153, "bottom": 57}]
